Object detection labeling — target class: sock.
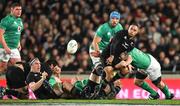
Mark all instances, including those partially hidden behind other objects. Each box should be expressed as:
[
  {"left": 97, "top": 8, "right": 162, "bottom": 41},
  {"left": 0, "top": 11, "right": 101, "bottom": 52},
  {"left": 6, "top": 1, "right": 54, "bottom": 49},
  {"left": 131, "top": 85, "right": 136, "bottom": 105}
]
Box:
[
  {"left": 88, "top": 80, "right": 99, "bottom": 93},
  {"left": 115, "top": 86, "right": 121, "bottom": 94},
  {"left": 140, "top": 82, "right": 157, "bottom": 96},
  {"left": 101, "top": 80, "right": 108, "bottom": 90},
  {"left": 71, "top": 86, "right": 81, "bottom": 96},
  {"left": 161, "top": 85, "right": 171, "bottom": 98}
]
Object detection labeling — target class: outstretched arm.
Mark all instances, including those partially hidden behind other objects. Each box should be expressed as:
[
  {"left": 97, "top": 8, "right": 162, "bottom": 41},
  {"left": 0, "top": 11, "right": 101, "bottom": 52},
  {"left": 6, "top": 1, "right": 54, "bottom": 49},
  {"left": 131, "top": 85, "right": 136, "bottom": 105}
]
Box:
[{"left": 28, "top": 72, "right": 48, "bottom": 91}]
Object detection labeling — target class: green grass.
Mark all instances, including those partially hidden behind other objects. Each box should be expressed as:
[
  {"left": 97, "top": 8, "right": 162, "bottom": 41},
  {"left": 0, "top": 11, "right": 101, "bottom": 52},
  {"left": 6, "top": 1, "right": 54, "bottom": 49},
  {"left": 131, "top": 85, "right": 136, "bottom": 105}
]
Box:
[{"left": 0, "top": 99, "right": 179, "bottom": 105}]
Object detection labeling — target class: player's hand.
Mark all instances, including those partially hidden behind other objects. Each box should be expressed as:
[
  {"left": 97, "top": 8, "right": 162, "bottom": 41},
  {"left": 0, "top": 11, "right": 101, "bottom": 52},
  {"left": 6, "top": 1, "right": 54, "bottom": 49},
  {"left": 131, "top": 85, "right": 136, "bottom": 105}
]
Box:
[
  {"left": 127, "top": 64, "right": 134, "bottom": 72},
  {"left": 4, "top": 47, "right": 11, "bottom": 54},
  {"left": 120, "top": 61, "right": 127, "bottom": 67},
  {"left": 18, "top": 44, "right": 21, "bottom": 51},
  {"left": 106, "top": 55, "right": 114, "bottom": 65},
  {"left": 90, "top": 51, "right": 100, "bottom": 57},
  {"left": 42, "top": 71, "right": 48, "bottom": 80},
  {"left": 115, "top": 60, "right": 127, "bottom": 68}
]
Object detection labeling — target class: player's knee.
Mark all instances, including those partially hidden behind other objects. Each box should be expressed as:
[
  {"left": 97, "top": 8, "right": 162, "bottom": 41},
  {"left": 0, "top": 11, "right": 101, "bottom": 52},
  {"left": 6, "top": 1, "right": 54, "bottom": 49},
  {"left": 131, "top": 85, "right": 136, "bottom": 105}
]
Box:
[
  {"left": 62, "top": 82, "right": 73, "bottom": 93},
  {"left": 104, "top": 66, "right": 114, "bottom": 81},
  {"left": 114, "top": 80, "right": 122, "bottom": 88},
  {"left": 104, "top": 66, "right": 113, "bottom": 75},
  {"left": 104, "top": 66, "right": 113, "bottom": 72},
  {"left": 0, "top": 62, "right": 8, "bottom": 73},
  {"left": 9, "top": 59, "right": 21, "bottom": 66},
  {"left": 92, "top": 63, "right": 104, "bottom": 76},
  {"left": 152, "top": 77, "right": 161, "bottom": 86}
]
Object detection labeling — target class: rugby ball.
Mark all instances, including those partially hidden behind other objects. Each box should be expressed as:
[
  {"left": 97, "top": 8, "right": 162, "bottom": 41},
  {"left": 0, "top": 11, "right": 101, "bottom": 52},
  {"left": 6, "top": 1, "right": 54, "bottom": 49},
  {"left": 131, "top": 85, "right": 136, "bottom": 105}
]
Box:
[{"left": 67, "top": 40, "right": 78, "bottom": 54}]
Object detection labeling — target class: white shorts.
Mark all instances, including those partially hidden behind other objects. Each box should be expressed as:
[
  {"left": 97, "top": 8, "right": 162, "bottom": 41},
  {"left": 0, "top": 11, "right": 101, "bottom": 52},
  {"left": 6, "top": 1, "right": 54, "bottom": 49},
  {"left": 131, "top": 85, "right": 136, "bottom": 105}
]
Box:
[
  {"left": 145, "top": 55, "right": 161, "bottom": 81},
  {"left": 0, "top": 48, "right": 21, "bottom": 62},
  {"left": 89, "top": 45, "right": 102, "bottom": 65}
]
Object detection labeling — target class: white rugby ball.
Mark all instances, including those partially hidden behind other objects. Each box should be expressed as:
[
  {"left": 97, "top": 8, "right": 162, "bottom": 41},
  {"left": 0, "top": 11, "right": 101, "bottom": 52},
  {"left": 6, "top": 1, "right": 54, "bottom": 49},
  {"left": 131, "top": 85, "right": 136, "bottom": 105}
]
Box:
[{"left": 67, "top": 40, "right": 78, "bottom": 54}]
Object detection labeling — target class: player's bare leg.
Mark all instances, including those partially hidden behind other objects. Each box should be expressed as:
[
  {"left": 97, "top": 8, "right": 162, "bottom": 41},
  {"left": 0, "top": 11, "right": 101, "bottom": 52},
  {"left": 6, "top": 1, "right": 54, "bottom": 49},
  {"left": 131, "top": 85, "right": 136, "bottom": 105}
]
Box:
[
  {"left": 0, "top": 61, "right": 7, "bottom": 74},
  {"left": 8, "top": 58, "right": 21, "bottom": 66}
]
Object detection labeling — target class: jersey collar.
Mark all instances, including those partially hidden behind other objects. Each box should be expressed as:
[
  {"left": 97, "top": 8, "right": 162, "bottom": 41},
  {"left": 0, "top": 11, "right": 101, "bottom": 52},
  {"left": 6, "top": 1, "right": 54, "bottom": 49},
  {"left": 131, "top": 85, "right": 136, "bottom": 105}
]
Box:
[{"left": 9, "top": 14, "right": 17, "bottom": 19}]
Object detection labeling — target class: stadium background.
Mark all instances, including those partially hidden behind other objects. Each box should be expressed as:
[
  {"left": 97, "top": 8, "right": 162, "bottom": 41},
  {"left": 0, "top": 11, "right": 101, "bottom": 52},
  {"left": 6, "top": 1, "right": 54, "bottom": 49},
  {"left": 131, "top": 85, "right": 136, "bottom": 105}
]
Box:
[{"left": 0, "top": 0, "right": 180, "bottom": 100}]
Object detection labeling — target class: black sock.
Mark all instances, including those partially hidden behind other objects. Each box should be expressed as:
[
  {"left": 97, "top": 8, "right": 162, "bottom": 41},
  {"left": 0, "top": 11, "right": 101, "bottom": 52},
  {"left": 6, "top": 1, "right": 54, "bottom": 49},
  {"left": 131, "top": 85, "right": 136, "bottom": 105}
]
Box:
[
  {"left": 88, "top": 80, "right": 99, "bottom": 93},
  {"left": 101, "top": 80, "right": 108, "bottom": 90},
  {"left": 115, "top": 86, "right": 121, "bottom": 94}
]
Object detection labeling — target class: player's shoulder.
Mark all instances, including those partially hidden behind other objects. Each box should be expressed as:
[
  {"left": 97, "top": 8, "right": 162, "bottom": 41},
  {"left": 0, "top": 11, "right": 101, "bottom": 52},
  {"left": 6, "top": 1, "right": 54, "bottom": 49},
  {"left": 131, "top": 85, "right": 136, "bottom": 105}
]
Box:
[
  {"left": 17, "top": 17, "right": 22, "bottom": 21},
  {"left": 1, "top": 15, "right": 14, "bottom": 24},
  {"left": 98, "top": 22, "right": 108, "bottom": 28},
  {"left": 116, "top": 23, "right": 123, "bottom": 28},
  {"left": 2, "top": 15, "right": 12, "bottom": 20},
  {"left": 117, "top": 29, "right": 127, "bottom": 34},
  {"left": 96, "top": 22, "right": 108, "bottom": 33},
  {"left": 115, "top": 30, "right": 128, "bottom": 38}
]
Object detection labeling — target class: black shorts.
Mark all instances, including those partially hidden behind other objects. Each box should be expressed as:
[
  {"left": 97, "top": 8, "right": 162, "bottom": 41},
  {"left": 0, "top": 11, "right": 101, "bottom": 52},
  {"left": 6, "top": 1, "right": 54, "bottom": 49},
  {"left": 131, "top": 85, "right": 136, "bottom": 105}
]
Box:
[
  {"left": 135, "top": 70, "right": 148, "bottom": 79},
  {"left": 6, "top": 66, "right": 26, "bottom": 89},
  {"left": 101, "top": 45, "right": 121, "bottom": 68}
]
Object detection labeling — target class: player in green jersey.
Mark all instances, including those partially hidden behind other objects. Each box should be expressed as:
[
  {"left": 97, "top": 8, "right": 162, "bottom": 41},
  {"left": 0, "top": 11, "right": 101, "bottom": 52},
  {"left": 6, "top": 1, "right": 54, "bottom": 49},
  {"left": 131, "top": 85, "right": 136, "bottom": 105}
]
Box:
[
  {"left": 84, "top": 11, "right": 123, "bottom": 98},
  {"left": 63, "top": 78, "right": 89, "bottom": 98},
  {"left": 62, "top": 77, "right": 121, "bottom": 99},
  {"left": 0, "top": 2, "right": 23, "bottom": 73},
  {"left": 114, "top": 25, "right": 174, "bottom": 99},
  {"left": 47, "top": 59, "right": 63, "bottom": 98}
]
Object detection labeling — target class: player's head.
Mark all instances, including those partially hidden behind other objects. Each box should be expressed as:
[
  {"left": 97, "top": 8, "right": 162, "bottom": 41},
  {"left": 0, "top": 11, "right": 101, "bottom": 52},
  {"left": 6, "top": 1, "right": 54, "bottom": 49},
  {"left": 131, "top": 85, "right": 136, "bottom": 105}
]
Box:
[
  {"left": 29, "top": 58, "right": 41, "bottom": 72},
  {"left": 109, "top": 11, "right": 120, "bottom": 27},
  {"left": 128, "top": 25, "right": 139, "bottom": 37},
  {"left": 45, "top": 59, "right": 58, "bottom": 68},
  {"left": 10, "top": 2, "right": 22, "bottom": 17},
  {"left": 45, "top": 59, "right": 61, "bottom": 74}
]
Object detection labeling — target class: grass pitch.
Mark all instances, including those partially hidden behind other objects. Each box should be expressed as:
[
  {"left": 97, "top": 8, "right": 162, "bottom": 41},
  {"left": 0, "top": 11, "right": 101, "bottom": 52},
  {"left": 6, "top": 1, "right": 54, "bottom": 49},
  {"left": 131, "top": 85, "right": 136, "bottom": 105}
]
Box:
[{"left": 0, "top": 99, "right": 179, "bottom": 105}]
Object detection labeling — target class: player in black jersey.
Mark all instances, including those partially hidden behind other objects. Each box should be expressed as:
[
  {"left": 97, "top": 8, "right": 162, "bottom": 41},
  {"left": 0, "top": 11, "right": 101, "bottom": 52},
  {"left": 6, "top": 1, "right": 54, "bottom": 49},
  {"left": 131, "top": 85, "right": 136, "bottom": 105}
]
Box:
[
  {"left": 102, "top": 25, "right": 174, "bottom": 100},
  {"left": 94, "top": 26, "right": 135, "bottom": 98}
]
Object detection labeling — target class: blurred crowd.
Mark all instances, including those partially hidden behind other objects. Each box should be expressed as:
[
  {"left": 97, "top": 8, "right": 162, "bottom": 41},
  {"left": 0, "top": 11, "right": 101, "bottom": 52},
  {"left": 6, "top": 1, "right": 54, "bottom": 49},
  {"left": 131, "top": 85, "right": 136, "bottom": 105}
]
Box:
[{"left": 0, "top": 0, "right": 180, "bottom": 73}]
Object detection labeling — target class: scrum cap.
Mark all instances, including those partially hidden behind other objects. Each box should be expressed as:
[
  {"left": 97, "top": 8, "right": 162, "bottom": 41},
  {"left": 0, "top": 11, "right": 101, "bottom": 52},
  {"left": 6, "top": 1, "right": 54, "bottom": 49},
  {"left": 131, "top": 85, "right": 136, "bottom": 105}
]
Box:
[{"left": 110, "top": 11, "right": 120, "bottom": 19}]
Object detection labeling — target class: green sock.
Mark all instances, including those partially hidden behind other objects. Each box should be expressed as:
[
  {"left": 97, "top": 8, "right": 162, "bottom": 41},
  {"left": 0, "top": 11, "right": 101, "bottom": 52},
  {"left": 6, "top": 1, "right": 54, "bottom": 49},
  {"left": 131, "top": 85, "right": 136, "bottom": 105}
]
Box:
[
  {"left": 71, "top": 86, "right": 81, "bottom": 96},
  {"left": 140, "top": 82, "right": 157, "bottom": 96},
  {"left": 161, "top": 85, "right": 171, "bottom": 98}
]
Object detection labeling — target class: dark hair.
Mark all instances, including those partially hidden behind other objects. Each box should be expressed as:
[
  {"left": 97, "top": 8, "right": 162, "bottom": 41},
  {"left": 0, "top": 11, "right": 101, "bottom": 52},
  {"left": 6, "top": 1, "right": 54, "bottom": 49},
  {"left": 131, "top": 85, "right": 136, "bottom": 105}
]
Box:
[
  {"left": 130, "top": 22, "right": 143, "bottom": 28},
  {"left": 10, "top": 2, "right": 22, "bottom": 8},
  {"left": 45, "top": 59, "right": 58, "bottom": 67}
]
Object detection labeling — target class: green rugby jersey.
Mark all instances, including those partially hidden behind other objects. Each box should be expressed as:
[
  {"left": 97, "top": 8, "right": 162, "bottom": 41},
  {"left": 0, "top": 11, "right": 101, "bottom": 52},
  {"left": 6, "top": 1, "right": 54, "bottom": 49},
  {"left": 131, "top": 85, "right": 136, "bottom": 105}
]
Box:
[
  {"left": 49, "top": 75, "right": 62, "bottom": 89},
  {"left": 92, "top": 22, "right": 123, "bottom": 51},
  {"left": 74, "top": 79, "right": 88, "bottom": 91},
  {"left": 128, "top": 48, "right": 151, "bottom": 70},
  {"left": 0, "top": 14, "right": 23, "bottom": 49}
]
